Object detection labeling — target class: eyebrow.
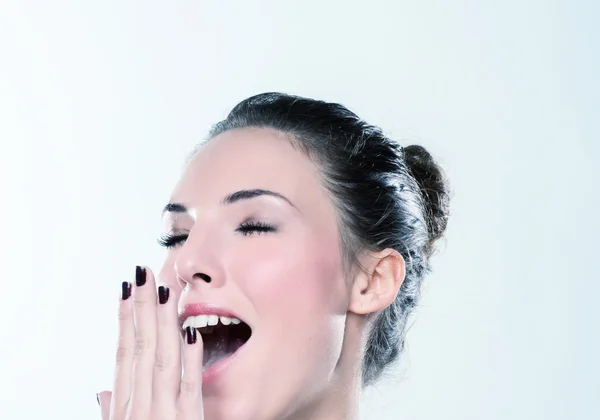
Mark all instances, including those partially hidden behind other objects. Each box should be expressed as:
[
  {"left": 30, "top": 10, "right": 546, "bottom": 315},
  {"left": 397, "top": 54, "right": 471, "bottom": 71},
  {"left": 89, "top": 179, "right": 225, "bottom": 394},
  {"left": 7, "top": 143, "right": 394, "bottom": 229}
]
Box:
[{"left": 161, "top": 189, "right": 298, "bottom": 216}]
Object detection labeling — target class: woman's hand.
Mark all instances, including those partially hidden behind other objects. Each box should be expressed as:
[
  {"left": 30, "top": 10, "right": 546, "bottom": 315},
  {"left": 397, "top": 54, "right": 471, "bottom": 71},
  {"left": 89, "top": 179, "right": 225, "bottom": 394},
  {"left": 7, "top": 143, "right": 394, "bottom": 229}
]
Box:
[{"left": 97, "top": 266, "right": 204, "bottom": 420}]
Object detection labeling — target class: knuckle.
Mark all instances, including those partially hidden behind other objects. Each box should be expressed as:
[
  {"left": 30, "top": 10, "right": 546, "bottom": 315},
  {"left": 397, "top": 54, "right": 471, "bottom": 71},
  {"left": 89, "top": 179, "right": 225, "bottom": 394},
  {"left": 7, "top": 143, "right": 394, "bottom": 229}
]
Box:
[
  {"left": 180, "top": 378, "right": 198, "bottom": 395},
  {"left": 154, "top": 351, "right": 176, "bottom": 372},
  {"left": 133, "top": 297, "right": 148, "bottom": 309},
  {"left": 133, "top": 335, "right": 152, "bottom": 357},
  {"left": 118, "top": 306, "right": 132, "bottom": 321},
  {"left": 115, "top": 343, "right": 131, "bottom": 364}
]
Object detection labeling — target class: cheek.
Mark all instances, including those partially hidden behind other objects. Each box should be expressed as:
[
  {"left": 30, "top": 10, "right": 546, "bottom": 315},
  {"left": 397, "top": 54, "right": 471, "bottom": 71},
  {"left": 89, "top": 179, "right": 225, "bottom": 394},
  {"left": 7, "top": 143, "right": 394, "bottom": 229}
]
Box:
[
  {"left": 235, "top": 236, "right": 347, "bottom": 315},
  {"left": 230, "top": 233, "right": 349, "bottom": 358}
]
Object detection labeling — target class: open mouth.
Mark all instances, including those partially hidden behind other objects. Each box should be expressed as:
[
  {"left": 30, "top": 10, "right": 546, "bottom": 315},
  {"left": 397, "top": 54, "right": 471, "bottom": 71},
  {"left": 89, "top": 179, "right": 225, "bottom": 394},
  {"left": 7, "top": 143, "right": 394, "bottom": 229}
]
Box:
[{"left": 182, "top": 315, "right": 252, "bottom": 371}]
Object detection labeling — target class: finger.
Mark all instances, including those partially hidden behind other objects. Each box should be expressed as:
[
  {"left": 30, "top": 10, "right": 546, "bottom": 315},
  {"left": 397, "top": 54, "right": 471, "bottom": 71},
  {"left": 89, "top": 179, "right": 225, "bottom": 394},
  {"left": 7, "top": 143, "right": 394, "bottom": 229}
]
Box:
[
  {"left": 97, "top": 391, "right": 112, "bottom": 420},
  {"left": 109, "top": 281, "right": 134, "bottom": 420},
  {"left": 177, "top": 327, "right": 204, "bottom": 420},
  {"left": 127, "top": 266, "right": 158, "bottom": 419},
  {"left": 152, "top": 285, "right": 182, "bottom": 419}
]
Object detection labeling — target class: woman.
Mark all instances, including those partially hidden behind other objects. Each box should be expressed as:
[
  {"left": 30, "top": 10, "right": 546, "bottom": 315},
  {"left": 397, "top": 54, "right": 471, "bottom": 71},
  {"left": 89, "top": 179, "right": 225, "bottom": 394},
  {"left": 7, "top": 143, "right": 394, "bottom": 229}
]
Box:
[{"left": 97, "top": 92, "right": 451, "bottom": 420}]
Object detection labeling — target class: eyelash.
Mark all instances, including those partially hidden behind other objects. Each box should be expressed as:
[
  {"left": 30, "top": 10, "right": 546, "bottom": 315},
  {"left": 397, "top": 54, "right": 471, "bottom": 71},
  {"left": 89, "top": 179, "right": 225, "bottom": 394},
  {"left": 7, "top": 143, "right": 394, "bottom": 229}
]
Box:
[{"left": 157, "top": 221, "right": 277, "bottom": 249}]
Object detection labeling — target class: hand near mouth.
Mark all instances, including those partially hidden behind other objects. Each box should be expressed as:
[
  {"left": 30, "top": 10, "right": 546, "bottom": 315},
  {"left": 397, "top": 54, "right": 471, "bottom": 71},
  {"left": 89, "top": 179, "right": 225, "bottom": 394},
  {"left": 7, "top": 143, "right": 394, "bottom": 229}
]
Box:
[{"left": 97, "top": 266, "right": 205, "bottom": 420}]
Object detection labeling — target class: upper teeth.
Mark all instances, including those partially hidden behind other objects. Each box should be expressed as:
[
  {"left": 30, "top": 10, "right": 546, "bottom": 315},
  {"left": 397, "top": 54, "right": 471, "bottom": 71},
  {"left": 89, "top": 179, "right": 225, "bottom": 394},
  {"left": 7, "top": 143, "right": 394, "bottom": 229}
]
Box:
[{"left": 182, "top": 315, "right": 242, "bottom": 329}]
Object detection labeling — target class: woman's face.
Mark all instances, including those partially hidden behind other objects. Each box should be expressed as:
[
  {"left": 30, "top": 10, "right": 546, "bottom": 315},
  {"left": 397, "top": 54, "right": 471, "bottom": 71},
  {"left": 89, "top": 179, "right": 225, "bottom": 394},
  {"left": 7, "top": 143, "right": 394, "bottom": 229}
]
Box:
[{"left": 158, "top": 128, "right": 352, "bottom": 419}]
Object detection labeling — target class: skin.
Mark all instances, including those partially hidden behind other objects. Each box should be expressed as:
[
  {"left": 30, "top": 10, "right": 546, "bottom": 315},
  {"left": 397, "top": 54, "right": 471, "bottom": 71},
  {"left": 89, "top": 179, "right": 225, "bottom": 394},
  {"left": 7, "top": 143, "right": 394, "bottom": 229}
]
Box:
[{"left": 98, "top": 127, "right": 406, "bottom": 420}]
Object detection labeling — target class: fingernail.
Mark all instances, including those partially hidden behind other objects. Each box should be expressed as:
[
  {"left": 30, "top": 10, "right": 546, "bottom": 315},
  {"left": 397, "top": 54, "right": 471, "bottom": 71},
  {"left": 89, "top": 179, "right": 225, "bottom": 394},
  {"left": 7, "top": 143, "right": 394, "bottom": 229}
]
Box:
[
  {"left": 96, "top": 393, "right": 99, "bottom": 406},
  {"left": 158, "top": 286, "right": 169, "bottom": 304},
  {"left": 121, "top": 281, "right": 132, "bottom": 300},
  {"left": 186, "top": 326, "right": 197, "bottom": 344},
  {"left": 135, "top": 266, "right": 146, "bottom": 287}
]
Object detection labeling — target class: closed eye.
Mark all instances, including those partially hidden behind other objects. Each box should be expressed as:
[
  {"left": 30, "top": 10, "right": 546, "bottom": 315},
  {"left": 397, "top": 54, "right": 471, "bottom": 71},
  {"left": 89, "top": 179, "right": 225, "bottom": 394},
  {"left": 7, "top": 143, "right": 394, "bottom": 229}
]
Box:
[
  {"left": 236, "top": 220, "right": 277, "bottom": 236},
  {"left": 157, "top": 232, "right": 188, "bottom": 249},
  {"left": 157, "top": 221, "right": 277, "bottom": 249}
]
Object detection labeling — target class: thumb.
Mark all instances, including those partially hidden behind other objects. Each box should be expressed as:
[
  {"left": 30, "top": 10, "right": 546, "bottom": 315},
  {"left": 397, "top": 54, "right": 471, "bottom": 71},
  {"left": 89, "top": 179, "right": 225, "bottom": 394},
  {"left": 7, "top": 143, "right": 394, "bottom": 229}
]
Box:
[{"left": 97, "top": 391, "right": 112, "bottom": 420}]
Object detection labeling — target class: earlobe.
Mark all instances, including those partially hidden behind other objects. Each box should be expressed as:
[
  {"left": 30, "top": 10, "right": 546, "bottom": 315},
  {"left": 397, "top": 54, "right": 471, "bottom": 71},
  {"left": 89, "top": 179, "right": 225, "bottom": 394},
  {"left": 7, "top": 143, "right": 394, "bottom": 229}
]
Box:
[{"left": 348, "top": 249, "right": 406, "bottom": 315}]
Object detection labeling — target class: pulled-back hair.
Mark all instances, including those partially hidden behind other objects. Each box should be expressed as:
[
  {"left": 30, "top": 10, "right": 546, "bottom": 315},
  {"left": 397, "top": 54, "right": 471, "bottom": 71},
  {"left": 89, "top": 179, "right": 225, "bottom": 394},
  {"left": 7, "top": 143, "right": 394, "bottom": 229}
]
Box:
[{"left": 201, "top": 92, "right": 451, "bottom": 386}]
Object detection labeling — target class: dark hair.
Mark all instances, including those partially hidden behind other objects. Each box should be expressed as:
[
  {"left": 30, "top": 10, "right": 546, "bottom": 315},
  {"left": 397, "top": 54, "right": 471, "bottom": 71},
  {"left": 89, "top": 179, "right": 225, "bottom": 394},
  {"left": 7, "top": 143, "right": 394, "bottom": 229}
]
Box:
[{"left": 202, "top": 92, "right": 451, "bottom": 386}]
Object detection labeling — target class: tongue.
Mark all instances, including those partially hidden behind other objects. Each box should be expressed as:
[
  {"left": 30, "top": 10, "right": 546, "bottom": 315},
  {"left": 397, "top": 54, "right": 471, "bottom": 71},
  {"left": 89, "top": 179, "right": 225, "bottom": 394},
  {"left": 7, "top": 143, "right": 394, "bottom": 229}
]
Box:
[
  {"left": 201, "top": 330, "right": 247, "bottom": 371},
  {"left": 202, "top": 332, "right": 229, "bottom": 371}
]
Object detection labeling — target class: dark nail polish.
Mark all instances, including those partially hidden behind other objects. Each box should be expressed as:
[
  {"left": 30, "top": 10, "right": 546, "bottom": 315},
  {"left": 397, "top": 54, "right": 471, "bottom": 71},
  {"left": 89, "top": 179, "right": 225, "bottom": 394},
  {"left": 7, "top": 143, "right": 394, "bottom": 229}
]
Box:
[
  {"left": 135, "top": 266, "right": 146, "bottom": 287},
  {"left": 186, "top": 326, "right": 197, "bottom": 344},
  {"left": 158, "top": 286, "right": 169, "bottom": 304},
  {"left": 121, "top": 282, "right": 132, "bottom": 300},
  {"left": 96, "top": 393, "right": 99, "bottom": 406}
]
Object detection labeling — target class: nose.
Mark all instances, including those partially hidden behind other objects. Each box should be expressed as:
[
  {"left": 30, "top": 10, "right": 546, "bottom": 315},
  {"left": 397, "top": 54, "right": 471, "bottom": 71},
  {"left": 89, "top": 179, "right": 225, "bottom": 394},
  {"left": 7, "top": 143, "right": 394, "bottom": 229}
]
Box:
[{"left": 174, "top": 229, "right": 221, "bottom": 287}]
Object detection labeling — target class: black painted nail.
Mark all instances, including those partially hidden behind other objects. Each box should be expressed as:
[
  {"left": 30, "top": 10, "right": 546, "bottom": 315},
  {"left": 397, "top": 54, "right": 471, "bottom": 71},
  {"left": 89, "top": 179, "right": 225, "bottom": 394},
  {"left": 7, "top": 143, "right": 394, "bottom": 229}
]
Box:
[
  {"left": 158, "top": 286, "right": 169, "bottom": 304},
  {"left": 186, "top": 326, "right": 197, "bottom": 344},
  {"left": 96, "top": 393, "right": 99, "bottom": 406},
  {"left": 121, "top": 282, "right": 132, "bottom": 300},
  {"left": 135, "top": 266, "right": 146, "bottom": 287}
]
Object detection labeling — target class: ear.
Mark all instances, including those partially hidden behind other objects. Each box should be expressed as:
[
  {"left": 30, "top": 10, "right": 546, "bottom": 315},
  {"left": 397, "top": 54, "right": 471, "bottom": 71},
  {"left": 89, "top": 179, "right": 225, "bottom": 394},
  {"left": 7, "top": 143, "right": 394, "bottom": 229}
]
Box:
[{"left": 348, "top": 248, "right": 406, "bottom": 315}]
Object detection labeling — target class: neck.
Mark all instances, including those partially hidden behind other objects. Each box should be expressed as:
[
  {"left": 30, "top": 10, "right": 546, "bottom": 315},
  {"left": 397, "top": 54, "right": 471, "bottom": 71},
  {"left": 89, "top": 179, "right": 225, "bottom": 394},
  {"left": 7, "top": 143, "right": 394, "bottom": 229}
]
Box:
[
  {"left": 285, "top": 374, "right": 361, "bottom": 420},
  {"left": 285, "top": 315, "right": 365, "bottom": 420}
]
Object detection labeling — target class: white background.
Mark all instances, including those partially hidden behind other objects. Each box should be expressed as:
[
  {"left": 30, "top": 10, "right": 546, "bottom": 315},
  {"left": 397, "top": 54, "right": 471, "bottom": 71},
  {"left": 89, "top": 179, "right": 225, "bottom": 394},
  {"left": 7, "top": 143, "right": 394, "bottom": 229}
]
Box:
[{"left": 0, "top": 1, "right": 598, "bottom": 419}]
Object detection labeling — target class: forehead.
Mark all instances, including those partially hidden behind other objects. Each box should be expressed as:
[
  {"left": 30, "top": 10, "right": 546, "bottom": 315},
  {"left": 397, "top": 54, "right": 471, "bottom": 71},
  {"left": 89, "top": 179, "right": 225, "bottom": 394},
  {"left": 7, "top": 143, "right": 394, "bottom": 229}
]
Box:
[{"left": 170, "top": 128, "right": 326, "bottom": 210}]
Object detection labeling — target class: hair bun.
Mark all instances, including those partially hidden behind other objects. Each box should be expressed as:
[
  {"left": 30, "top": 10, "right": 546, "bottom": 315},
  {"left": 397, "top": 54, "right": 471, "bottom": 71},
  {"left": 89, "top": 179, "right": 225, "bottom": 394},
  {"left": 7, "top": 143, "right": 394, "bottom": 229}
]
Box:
[{"left": 403, "top": 145, "right": 451, "bottom": 249}]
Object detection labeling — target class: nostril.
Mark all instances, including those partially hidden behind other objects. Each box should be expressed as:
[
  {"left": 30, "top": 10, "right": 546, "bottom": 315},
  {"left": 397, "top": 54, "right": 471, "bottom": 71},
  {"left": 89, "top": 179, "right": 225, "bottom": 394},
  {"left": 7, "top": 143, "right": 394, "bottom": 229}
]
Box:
[{"left": 197, "top": 273, "right": 212, "bottom": 283}]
